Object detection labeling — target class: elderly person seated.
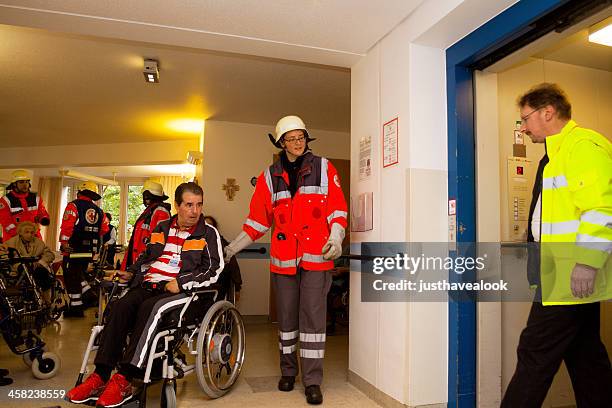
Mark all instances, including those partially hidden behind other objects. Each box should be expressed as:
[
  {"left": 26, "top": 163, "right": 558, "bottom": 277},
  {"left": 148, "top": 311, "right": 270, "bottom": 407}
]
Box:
[
  {"left": 66, "top": 182, "right": 224, "bottom": 407},
  {"left": 1, "top": 221, "right": 56, "bottom": 299}
]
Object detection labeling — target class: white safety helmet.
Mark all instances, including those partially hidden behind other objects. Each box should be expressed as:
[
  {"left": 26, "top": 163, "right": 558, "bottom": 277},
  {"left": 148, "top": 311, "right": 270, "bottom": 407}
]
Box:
[
  {"left": 268, "top": 115, "right": 315, "bottom": 148},
  {"left": 142, "top": 180, "right": 169, "bottom": 200}
]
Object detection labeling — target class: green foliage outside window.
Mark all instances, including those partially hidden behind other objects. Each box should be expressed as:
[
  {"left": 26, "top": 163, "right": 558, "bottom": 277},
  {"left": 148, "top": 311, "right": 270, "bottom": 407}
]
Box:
[
  {"left": 101, "top": 185, "right": 121, "bottom": 227},
  {"left": 100, "top": 184, "right": 145, "bottom": 243},
  {"left": 127, "top": 185, "right": 145, "bottom": 232}
]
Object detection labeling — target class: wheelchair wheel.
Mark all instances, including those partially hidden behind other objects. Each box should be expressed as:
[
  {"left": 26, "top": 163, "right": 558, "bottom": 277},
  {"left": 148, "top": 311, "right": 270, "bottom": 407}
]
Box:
[
  {"left": 160, "top": 379, "right": 177, "bottom": 408},
  {"left": 195, "top": 300, "right": 245, "bottom": 398},
  {"left": 49, "top": 278, "right": 68, "bottom": 321},
  {"left": 23, "top": 351, "right": 35, "bottom": 367},
  {"left": 23, "top": 345, "right": 48, "bottom": 367},
  {"left": 31, "top": 351, "right": 60, "bottom": 379}
]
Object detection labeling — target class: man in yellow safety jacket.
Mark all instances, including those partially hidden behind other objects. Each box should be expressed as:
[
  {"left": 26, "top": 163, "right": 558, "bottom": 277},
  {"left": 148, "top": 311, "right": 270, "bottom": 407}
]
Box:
[{"left": 502, "top": 83, "right": 612, "bottom": 407}]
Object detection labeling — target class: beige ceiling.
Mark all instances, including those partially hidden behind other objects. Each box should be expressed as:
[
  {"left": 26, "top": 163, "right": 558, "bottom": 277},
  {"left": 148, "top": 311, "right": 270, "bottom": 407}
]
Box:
[
  {"left": 0, "top": 0, "right": 424, "bottom": 65},
  {"left": 487, "top": 8, "right": 612, "bottom": 74},
  {"left": 534, "top": 28, "right": 612, "bottom": 72},
  {"left": 0, "top": 24, "right": 352, "bottom": 146},
  {"left": 0, "top": 0, "right": 425, "bottom": 148}
]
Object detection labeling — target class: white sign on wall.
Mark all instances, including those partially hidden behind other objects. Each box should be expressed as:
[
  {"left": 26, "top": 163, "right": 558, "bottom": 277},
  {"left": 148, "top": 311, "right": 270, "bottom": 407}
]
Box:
[
  {"left": 359, "top": 135, "right": 372, "bottom": 180},
  {"left": 383, "top": 117, "right": 398, "bottom": 168}
]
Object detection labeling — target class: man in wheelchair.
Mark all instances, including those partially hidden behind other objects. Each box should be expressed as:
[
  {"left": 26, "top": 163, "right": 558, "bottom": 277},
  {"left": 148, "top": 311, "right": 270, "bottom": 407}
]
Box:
[{"left": 67, "top": 182, "right": 224, "bottom": 407}]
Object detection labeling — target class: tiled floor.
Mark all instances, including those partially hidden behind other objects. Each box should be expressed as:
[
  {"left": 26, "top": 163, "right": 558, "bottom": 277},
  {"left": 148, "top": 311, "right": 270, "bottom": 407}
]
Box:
[{"left": 0, "top": 310, "right": 378, "bottom": 408}]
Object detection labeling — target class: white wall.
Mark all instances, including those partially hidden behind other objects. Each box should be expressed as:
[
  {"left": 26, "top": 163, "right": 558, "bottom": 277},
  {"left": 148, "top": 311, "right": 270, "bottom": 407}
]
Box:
[
  {"left": 202, "top": 119, "right": 349, "bottom": 316},
  {"left": 350, "top": 14, "right": 449, "bottom": 408}
]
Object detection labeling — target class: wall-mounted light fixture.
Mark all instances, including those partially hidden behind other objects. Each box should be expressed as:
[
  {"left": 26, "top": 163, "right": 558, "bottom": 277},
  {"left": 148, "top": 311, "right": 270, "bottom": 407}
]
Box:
[
  {"left": 143, "top": 58, "right": 160, "bottom": 83},
  {"left": 589, "top": 16, "right": 612, "bottom": 47},
  {"left": 59, "top": 169, "right": 119, "bottom": 186}
]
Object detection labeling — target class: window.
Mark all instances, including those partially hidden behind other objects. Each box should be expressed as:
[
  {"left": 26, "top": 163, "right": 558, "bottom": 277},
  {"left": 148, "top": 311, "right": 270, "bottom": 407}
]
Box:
[
  {"left": 101, "top": 185, "right": 121, "bottom": 239},
  {"left": 127, "top": 185, "right": 145, "bottom": 239}
]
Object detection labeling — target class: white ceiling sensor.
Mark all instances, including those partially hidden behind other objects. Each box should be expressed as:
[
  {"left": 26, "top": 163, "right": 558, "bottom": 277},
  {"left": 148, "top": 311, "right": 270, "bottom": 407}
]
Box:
[{"left": 143, "top": 59, "right": 160, "bottom": 83}]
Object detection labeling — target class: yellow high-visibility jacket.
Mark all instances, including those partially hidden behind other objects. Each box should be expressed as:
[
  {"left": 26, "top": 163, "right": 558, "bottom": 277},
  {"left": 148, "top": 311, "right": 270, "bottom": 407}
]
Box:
[{"left": 540, "top": 120, "right": 612, "bottom": 305}]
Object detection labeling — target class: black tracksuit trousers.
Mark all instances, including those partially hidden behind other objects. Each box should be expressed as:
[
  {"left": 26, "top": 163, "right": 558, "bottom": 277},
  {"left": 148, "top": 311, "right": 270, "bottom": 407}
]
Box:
[{"left": 94, "top": 287, "right": 190, "bottom": 374}]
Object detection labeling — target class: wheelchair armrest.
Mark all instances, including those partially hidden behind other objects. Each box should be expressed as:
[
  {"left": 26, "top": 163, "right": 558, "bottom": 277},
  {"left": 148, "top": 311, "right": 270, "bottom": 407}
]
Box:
[
  {"left": 176, "top": 289, "right": 218, "bottom": 328},
  {"left": 185, "top": 288, "right": 218, "bottom": 301}
]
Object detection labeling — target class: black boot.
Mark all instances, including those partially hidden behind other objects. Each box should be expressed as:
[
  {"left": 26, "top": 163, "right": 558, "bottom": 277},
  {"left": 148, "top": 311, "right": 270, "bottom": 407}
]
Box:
[
  {"left": 63, "top": 306, "right": 84, "bottom": 318},
  {"left": 305, "top": 385, "right": 323, "bottom": 405},
  {"left": 278, "top": 376, "right": 295, "bottom": 392},
  {"left": 0, "top": 377, "right": 13, "bottom": 386},
  {"left": 82, "top": 290, "right": 98, "bottom": 309}
]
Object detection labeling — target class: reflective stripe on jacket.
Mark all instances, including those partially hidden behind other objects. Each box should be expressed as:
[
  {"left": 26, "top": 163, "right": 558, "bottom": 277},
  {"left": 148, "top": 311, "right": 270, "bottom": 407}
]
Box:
[
  {"left": 243, "top": 152, "right": 348, "bottom": 275},
  {"left": 0, "top": 191, "right": 50, "bottom": 240},
  {"left": 540, "top": 120, "right": 612, "bottom": 305},
  {"left": 128, "top": 214, "right": 224, "bottom": 292}
]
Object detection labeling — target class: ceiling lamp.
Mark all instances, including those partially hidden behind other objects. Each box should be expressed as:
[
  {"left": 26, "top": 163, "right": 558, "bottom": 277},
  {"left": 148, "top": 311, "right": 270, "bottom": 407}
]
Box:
[
  {"left": 588, "top": 17, "right": 612, "bottom": 47},
  {"left": 143, "top": 58, "right": 160, "bottom": 83}
]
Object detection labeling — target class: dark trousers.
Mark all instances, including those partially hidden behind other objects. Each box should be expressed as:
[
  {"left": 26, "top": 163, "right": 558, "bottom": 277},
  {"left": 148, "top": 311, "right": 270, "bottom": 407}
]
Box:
[
  {"left": 32, "top": 265, "right": 54, "bottom": 290},
  {"left": 95, "top": 287, "right": 197, "bottom": 373},
  {"left": 18, "top": 264, "right": 53, "bottom": 290},
  {"left": 273, "top": 269, "right": 332, "bottom": 387},
  {"left": 502, "top": 302, "right": 612, "bottom": 408},
  {"left": 63, "top": 257, "right": 89, "bottom": 308}
]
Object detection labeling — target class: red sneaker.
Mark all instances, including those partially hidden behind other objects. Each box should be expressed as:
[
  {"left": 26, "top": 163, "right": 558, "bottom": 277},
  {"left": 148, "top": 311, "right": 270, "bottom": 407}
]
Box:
[
  {"left": 66, "top": 372, "right": 106, "bottom": 403},
  {"left": 96, "top": 373, "right": 133, "bottom": 407}
]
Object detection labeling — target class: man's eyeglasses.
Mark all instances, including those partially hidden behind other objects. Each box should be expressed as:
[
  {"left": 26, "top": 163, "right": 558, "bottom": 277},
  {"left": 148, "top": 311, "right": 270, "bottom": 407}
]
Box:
[
  {"left": 284, "top": 135, "right": 306, "bottom": 144},
  {"left": 520, "top": 107, "right": 542, "bottom": 125}
]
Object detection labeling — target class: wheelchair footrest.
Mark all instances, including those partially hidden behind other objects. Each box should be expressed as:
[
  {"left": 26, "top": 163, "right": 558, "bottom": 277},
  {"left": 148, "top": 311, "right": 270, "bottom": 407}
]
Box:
[{"left": 122, "top": 399, "right": 142, "bottom": 408}]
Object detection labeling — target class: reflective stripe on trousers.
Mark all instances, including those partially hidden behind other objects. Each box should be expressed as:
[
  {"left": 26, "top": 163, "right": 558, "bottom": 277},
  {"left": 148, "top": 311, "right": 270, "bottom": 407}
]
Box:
[{"left": 272, "top": 269, "right": 332, "bottom": 386}]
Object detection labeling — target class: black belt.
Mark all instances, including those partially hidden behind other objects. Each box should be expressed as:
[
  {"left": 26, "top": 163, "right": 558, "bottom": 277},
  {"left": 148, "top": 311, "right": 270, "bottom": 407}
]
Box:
[{"left": 141, "top": 280, "right": 168, "bottom": 293}]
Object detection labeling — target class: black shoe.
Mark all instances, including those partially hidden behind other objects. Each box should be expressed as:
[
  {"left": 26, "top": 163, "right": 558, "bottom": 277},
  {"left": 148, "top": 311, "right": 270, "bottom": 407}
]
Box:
[
  {"left": 278, "top": 376, "right": 295, "bottom": 392},
  {"left": 82, "top": 291, "right": 98, "bottom": 309},
  {"left": 0, "top": 377, "right": 13, "bottom": 386},
  {"left": 63, "top": 307, "right": 85, "bottom": 318},
  {"left": 305, "top": 385, "right": 323, "bottom": 405},
  {"left": 0, "top": 368, "right": 8, "bottom": 377}
]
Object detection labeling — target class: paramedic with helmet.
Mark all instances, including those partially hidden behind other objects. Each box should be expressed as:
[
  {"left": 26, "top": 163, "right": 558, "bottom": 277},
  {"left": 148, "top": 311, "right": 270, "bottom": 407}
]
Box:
[
  {"left": 60, "top": 181, "right": 109, "bottom": 317},
  {"left": 224, "top": 115, "right": 348, "bottom": 405},
  {"left": 0, "top": 169, "right": 50, "bottom": 241},
  {"left": 121, "top": 180, "right": 171, "bottom": 270}
]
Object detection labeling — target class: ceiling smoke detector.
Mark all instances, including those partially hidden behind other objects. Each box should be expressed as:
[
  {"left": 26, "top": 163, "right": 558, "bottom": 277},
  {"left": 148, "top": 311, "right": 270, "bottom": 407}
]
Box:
[{"left": 143, "top": 59, "right": 159, "bottom": 83}]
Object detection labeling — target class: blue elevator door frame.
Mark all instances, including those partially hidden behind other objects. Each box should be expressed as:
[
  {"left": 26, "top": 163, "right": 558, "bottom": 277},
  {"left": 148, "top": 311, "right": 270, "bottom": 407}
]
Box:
[{"left": 445, "top": 1, "right": 567, "bottom": 406}]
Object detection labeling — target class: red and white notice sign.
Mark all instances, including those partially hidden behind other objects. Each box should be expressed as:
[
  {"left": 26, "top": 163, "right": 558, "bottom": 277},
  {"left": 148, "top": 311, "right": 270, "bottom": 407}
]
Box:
[{"left": 383, "top": 117, "right": 398, "bottom": 168}]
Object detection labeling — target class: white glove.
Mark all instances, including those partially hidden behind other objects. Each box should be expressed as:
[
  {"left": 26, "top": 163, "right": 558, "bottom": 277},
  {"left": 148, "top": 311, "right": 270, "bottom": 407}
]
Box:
[
  {"left": 224, "top": 231, "right": 254, "bottom": 262},
  {"left": 322, "top": 223, "right": 345, "bottom": 260}
]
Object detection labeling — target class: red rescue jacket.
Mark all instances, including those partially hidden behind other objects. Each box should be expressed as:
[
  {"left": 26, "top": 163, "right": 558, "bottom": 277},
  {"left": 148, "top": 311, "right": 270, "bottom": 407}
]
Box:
[
  {"left": 0, "top": 191, "right": 50, "bottom": 241},
  {"left": 243, "top": 152, "right": 347, "bottom": 275},
  {"left": 121, "top": 202, "right": 171, "bottom": 270}
]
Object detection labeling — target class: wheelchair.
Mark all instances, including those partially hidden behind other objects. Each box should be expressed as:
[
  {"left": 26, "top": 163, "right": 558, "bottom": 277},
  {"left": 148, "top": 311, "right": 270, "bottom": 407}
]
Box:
[
  {"left": 74, "top": 279, "right": 246, "bottom": 407},
  {"left": 0, "top": 250, "right": 62, "bottom": 379}
]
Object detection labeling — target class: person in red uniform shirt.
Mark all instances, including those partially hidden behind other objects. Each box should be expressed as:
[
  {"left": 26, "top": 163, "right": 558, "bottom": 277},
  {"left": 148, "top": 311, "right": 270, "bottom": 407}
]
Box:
[
  {"left": 224, "top": 115, "right": 348, "bottom": 405},
  {"left": 0, "top": 169, "right": 50, "bottom": 241},
  {"left": 60, "top": 181, "right": 109, "bottom": 317},
  {"left": 120, "top": 180, "right": 171, "bottom": 270}
]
